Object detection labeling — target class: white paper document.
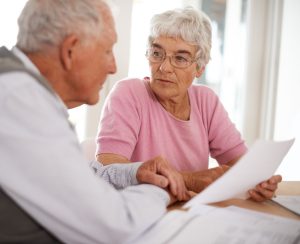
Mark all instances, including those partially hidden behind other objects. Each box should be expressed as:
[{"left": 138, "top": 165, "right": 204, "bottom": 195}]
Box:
[
  {"left": 130, "top": 205, "right": 300, "bottom": 244},
  {"left": 169, "top": 206, "right": 300, "bottom": 244},
  {"left": 272, "top": 195, "right": 300, "bottom": 216},
  {"left": 184, "top": 139, "right": 295, "bottom": 208}
]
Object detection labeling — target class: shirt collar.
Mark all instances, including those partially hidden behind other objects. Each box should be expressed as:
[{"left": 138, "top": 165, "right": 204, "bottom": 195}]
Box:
[
  {"left": 11, "top": 46, "right": 41, "bottom": 76},
  {"left": 11, "top": 46, "right": 71, "bottom": 117}
]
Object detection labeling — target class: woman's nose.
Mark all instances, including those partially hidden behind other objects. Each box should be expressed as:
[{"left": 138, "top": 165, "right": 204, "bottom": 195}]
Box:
[{"left": 159, "top": 55, "right": 174, "bottom": 73}]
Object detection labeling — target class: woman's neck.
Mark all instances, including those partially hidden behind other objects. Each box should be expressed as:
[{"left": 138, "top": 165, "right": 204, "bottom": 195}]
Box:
[{"left": 157, "top": 92, "right": 191, "bottom": 121}]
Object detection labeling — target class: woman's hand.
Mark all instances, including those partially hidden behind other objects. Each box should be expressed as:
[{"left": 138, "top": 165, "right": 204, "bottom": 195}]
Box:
[
  {"left": 248, "top": 175, "right": 282, "bottom": 202},
  {"left": 181, "top": 165, "right": 230, "bottom": 193}
]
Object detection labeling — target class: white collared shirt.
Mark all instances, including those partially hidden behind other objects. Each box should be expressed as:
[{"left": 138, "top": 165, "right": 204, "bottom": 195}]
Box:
[{"left": 0, "top": 46, "right": 169, "bottom": 244}]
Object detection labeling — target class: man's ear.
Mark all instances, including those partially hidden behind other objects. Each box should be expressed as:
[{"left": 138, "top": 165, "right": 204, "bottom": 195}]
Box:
[
  {"left": 60, "top": 34, "right": 79, "bottom": 70},
  {"left": 196, "top": 65, "right": 205, "bottom": 78}
]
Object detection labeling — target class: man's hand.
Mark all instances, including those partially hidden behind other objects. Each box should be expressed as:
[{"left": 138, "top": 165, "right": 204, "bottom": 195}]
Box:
[
  {"left": 181, "top": 165, "right": 230, "bottom": 193},
  {"left": 248, "top": 175, "right": 282, "bottom": 202},
  {"left": 137, "top": 156, "right": 191, "bottom": 201}
]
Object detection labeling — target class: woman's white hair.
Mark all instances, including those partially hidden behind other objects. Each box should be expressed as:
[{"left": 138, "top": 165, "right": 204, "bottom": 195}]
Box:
[
  {"left": 17, "top": 0, "right": 112, "bottom": 52},
  {"left": 148, "top": 7, "right": 212, "bottom": 69}
]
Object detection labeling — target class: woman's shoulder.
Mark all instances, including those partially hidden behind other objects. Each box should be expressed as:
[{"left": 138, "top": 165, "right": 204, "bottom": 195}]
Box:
[
  {"left": 115, "top": 77, "right": 144, "bottom": 87},
  {"left": 190, "top": 83, "right": 219, "bottom": 100},
  {"left": 113, "top": 77, "right": 147, "bottom": 93},
  {"left": 110, "top": 77, "right": 152, "bottom": 105}
]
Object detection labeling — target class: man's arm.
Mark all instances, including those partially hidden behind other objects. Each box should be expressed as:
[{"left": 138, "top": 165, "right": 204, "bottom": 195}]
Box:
[
  {"left": 90, "top": 160, "right": 142, "bottom": 189},
  {"left": 95, "top": 154, "right": 190, "bottom": 201},
  {"left": 0, "top": 76, "right": 177, "bottom": 244}
]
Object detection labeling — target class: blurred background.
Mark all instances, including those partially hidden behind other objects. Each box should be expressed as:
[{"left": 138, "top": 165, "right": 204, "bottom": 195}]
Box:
[{"left": 1, "top": 0, "right": 299, "bottom": 180}]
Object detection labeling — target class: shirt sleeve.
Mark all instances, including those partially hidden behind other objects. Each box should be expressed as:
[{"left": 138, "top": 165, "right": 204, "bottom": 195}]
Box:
[
  {"left": 0, "top": 73, "right": 169, "bottom": 244},
  {"left": 89, "top": 160, "right": 142, "bottom": 189},
  {"left": 96, "top": 79, "right": 142, "bottom": 159},
  {"left": 203, "top": 88, "right": 247, "bottom": 164}
]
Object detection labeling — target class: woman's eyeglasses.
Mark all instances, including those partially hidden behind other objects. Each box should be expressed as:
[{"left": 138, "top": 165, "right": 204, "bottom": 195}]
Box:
[{"left": 146, "top": 47, "right": 197, "bottom": 69}]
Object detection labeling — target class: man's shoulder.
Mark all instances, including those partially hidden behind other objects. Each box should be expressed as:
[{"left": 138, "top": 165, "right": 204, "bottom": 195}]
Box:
[{"left": 0, "top": 71, "right": 39, "bottom": 93}]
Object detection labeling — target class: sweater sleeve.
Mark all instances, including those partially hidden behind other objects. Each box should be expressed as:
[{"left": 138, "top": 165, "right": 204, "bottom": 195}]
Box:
[{"left": 89, "top": 160, "right": 142, "bottom": 189}]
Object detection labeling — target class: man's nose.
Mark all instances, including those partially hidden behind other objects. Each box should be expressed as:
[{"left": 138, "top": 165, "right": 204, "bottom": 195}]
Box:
[{"left": 108, "top": 54, "right": 117, "bottom": 74}]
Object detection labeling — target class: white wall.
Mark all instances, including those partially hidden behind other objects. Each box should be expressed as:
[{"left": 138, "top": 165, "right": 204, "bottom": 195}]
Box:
[
  {"left": 73, "top": 0, "right": 134, "bottom": 140},
  {"left": 0, "top": 1, "right": 26, "bottom": 48},
  {"left": 274, "top": 0, "right": 300, "bottom": 180}
]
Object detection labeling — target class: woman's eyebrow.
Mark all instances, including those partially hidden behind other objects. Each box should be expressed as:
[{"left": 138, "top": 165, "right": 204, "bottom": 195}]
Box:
[
  {"left": 151, "top": 43, "right": 192, "bottom": 56},
  {"left": 151, "top": 43, "right": 163, "bottom": 49}
]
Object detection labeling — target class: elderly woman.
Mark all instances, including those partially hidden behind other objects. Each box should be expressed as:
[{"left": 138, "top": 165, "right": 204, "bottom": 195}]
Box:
[{"left": 96, "top": 7, "right": 281, "bottom": 201}]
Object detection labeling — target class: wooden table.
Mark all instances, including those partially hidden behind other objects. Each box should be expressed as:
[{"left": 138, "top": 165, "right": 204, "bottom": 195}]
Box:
[{"left": 170, "top": 181, "right": 300, "bottom": 221}]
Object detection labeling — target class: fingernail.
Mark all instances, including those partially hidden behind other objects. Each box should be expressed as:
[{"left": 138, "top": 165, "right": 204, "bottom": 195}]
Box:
[{"left": 161, "top": 179, "right": 168, "bottom": 187}]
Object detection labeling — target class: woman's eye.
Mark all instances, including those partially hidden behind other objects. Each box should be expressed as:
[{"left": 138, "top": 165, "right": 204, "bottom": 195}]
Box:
[
  {"left": 175, "top": 55, "right": 188, "bottom": 62},
  {"left": 153, "top": 51, "right": 159, "bottom": 56},
  {"left": 152, "top": 50, "right": 162, "bottom": 57}
]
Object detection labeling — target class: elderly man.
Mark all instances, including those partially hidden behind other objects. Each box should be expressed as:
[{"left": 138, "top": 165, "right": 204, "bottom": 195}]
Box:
[{"left": 0, "top": 0, "right": 189, "bottom": 243}]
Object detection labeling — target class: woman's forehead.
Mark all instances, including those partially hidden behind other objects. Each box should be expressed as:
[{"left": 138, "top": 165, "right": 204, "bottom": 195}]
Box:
[{"left": 152, "top": 36, "right": 197, "bottom": 53}]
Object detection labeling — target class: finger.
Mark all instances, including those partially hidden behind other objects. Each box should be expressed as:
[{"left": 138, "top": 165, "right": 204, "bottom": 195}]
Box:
[
  {"left": 268, "top": 175, "right": 282, "bottom": 184},
  {"left": 173, "top": 172, "right": 187, "bottom": 200},
  {"left": 220, "top": 165, "right": 230, "bottom": 171},
  {"left": 158, "top": 166, "right": 179, "bottom": 196},
  {"left": 249, "top": 190, "right": 265, "bottom": 202},
  {"left": 177, "top": 177, "right": 189, "bottom": 201},
  {"left": 182, "top": 190, "right": 196, "bottom": 201},
  {"left": 255, "top": 185, "right": 275, "bottom": 199},
  {"left": 168, "top": 175, "right": 179, "bottom": 198},
  {"left": 261, "top": 181, "right": 277, "bottom": 191},
  {"left": 260, "top": 175, "right": 282, "bottom": 191},
  {"left": 167, "top": 191, "right": 177, "bottom": 206},
  {"left": 140, "top": 171, "right": 169, "bottom": 188},
  {"left": 169, "top": 174, "right": 189, "bottom": 201},
  {"left": 154, "top": 158, "right": 186, "bottom": 199},
  {"left": 188, "top": 191, "right": 197, "bottom": 198}
]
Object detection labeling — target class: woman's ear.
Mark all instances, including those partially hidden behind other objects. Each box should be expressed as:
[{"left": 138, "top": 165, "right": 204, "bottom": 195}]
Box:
[
  {"left": 196, "top": 65, "right": 205, "bottom": 78},
  {"left": 60, "top": 34, "right": 78, "bottom": 70}
]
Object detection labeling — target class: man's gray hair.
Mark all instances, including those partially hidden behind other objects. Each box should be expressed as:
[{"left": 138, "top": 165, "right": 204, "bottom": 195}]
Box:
[
  {"left": 17, "top": 0, "right": 112, "bottom": 52},
  {"left": 148, "top": 7, "right": 212, "bottom": 69}
]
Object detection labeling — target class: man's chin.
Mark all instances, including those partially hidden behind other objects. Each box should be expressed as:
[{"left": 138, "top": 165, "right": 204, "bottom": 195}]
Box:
[
  {"left": 67, "top": 94, "right": 100, "bottom": 108},
  {"left": 86, "top": 95, "right": 100, "bottom": 106}
]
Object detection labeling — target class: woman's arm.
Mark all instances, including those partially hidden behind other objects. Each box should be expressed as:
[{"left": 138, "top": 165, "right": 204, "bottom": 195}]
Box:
[{"left": 97, "top": 153, "right": 130, "bottom": 165}]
